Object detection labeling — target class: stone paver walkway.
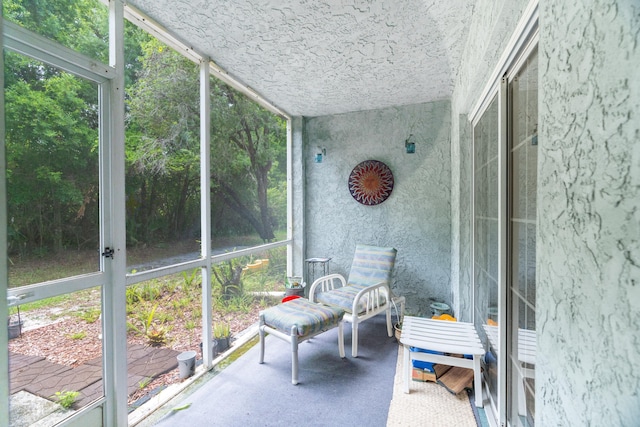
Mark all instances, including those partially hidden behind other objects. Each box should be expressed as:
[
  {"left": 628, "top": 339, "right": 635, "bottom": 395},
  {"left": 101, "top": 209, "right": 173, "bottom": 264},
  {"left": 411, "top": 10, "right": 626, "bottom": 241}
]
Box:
[{"left": 9, "top": 344, "right": 180, "bottom": 408}]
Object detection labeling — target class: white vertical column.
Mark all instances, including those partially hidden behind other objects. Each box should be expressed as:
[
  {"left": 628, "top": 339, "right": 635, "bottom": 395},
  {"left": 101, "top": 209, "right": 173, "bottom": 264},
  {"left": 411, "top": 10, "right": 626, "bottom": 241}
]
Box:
[
  {"left": 0, "top": 15, "right": 9, "bottom": 427},
  {"left": 105, "top": 1, "right": 127, "bottom": 425},
  {"left": 497, "top": 76, "right": 509, "bottom": 425},
  {"left": 200, "top": 59, "right": 212, "bottom": 368},
  {"left": 288, "top": 117, "right": 305, "bottom": 279}
]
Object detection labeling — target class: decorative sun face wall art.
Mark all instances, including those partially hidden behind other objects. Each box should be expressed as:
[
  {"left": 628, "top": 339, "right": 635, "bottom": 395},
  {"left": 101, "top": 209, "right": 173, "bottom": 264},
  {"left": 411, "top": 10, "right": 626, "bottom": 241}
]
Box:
[{"left": 348, "top": 160, "right": 394, "bottom": 206}]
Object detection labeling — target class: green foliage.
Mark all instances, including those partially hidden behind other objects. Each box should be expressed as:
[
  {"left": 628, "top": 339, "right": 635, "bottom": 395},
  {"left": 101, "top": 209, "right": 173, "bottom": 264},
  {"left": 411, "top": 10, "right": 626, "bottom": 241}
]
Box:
[
  {"left": 181, "top": 269, "right": 199, "bottom": 290},
  {"left": 4, "top": 2, "right": 287, "bottom": 257},
  {"left": 146, "top": 326, "right": 167, "bottom": 346},
  {"left": 212, "top": 260, "right": 244, "bottom": 300},
  {"left": 140, "top": 282, "right": 162, "bottom": 301},
  {"left": 76, "top": 308, "right": 100, "bottom": 323},
  {"left": 224, "top": 295, "right": 253, "bottom": 314},
  {"left": 213, "top": 322, "right": 230, "bottom": 339},
  {"left": 69, "top": 331, "right": 86, "bottom": 340},
  {"left": 138, "top": 377, "right": 152, "bottom": 389},
  {"left": 126, "top": 286, "right": 141, "bottom": 306},
  {"left": 53, "top": 390, "right": 79, "bottom": 409},
  {"left": 126, "top": 282, "right": 162, "bottom": 307},
  {"left": 128, "top": 303, "right": 166, "bottom": 345}
]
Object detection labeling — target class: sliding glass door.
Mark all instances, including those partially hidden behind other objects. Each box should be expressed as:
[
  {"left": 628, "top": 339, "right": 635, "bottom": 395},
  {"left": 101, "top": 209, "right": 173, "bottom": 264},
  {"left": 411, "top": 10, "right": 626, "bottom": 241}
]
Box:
[
  {"left": 507, "top": 46, "right": 538, "bottom": 427},
  {"left": 472, "top": 41, "right": 538, "bottom": 427}
]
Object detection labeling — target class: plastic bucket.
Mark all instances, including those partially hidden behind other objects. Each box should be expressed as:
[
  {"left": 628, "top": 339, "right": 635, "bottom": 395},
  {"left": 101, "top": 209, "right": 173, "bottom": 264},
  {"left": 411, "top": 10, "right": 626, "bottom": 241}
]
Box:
[{"left": 177, "top": 350, "right": 197, "bottom": 379}]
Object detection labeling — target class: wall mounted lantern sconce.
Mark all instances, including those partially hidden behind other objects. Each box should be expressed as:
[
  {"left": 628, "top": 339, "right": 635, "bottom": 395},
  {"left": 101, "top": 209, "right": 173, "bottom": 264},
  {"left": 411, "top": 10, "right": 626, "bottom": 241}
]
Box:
[
  {"left": 405, "top": 134, "right": 416, "bottom": 154},
  {"left": 315, "top": 146, "right": 327, "bottom": 163}
]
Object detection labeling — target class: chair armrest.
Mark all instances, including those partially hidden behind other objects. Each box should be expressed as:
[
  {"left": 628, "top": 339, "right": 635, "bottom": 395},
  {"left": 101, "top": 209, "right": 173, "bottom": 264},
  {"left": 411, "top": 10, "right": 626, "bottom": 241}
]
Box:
[
  {"left": 352, "top": 281, "right": 389, "bottom": 315},
  {"left": 309, "top": 273, "right": 346, "bottom": 303}
]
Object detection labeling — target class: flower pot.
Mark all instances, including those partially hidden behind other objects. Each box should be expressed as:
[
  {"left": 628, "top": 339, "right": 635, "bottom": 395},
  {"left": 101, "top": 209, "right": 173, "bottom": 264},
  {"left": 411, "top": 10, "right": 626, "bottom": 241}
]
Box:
[
  {"left": 8, "top": 321, "right": 22, "bottom": 340},
  {"left": 285, "top": 287, "right": 305, "bottom": 297},
  {"left": 215, "top": 337, "right": 230, "bottom": 353},
  {"left": 199, "top": 340, "right": 219, "bottom": 356},
  {"left": 394, "top": 323, "right": 402, "bottom": 342},
  {"left": 177, "top": 350, "right": 197, "bottom": 379}
]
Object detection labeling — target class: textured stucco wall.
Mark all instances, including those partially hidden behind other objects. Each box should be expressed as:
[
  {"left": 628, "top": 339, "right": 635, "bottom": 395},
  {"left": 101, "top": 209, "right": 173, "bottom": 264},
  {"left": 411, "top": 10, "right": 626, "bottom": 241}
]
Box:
[
  {"left": 289, "top": 117, "right": 306, "bottom": 278},
  {"left": 538, "top": 1, "right": 640, "bottom": 424},
  {"left": 450, "top": 0, "right": 531, "bottom": 320},
  {"left": 304, "top": 101, "right": 451, "bottom": 316},
  {"left": 129, "top": 0, "right": 474, "bottom": 116}
]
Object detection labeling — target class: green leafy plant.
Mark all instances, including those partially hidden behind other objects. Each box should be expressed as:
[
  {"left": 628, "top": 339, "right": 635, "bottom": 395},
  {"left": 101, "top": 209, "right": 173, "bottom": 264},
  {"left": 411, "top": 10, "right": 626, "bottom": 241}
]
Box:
[
  {"left": 285, "top": 276, "right": 303, "bottom": 289},
  {"left": 146, "top": 326, "right": 167, "bottom": 346},
  {"left": 138, "top": 377, "right": 152, "bottom": 389},
  {"left": 140, "top": 281, "right": 161, "bottom": 301},
  {"left": 182, "top": 269, "right": 199, "bottom": 291},
  {"left": 128, "top": 303, "right": 167, "bottom": 345},
  {"left": 69, "top": 331, "right": 86, "bottom": 340},
  {"left": 76, "top": 308, "right": 100, "bottom": 323},
  {"left": 224, "top": 295, "right": 253, "bottom": 314},
  {"left": 213, "top": 322, "right": 231, "bottom": 339},
  {"left": 126, "top": 286, "right": 142, "bottom": 305},
  {"left": 53, "top": 390, "right": 79, "bottom": 409},
  {"left": 212, "top": 260, "right": 244, "bottom": 300}
]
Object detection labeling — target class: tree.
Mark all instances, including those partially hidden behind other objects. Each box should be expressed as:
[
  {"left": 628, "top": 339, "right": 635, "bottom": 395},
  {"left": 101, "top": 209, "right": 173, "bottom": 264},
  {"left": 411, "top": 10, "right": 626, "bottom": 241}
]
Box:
[
  {"left": 126, "top": 38, "right": 286, "bottom": 243},
  {"left": 5, "top": 59, "right": 99, "bottom": 253},
  {"left": 209, "top": 83, "right": 286, "bottom": 241}
]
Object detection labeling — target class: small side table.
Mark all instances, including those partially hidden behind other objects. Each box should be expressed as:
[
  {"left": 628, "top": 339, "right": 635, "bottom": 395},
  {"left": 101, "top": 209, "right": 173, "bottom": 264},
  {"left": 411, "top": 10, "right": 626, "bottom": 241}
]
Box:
[
  {"left": 400, "top": 316, "right": 485, "bottom": 407},
  {"left": 305, "top": 257, "right": 331, "bottom": 286}
]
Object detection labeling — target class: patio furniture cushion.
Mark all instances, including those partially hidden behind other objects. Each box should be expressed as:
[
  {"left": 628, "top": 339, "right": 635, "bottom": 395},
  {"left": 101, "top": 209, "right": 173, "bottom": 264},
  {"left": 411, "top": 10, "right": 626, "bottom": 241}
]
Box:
[
  {"left": 261, "top": 298, "right": 345, "bottom": 337},
  {"left": 346, "top": 245, "right": 397, "bottom": 287},
  {"left": 315, "top": 284, "right": 387, "bottom": 314}
]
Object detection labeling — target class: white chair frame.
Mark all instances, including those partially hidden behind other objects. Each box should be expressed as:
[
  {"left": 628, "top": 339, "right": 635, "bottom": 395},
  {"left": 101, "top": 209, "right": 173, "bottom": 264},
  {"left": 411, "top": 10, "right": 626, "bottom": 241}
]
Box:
[{"left": 309, "top": 273, "right": 393, "bottom": 357}]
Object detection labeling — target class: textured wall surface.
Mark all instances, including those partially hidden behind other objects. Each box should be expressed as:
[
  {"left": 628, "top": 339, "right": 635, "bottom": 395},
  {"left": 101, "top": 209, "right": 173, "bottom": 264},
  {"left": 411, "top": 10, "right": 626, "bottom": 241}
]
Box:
[
  {"left": 538, "top": 1, "right": 640, "bottom": 424},
  {"left": 289, "top": 117, "right": 306, "bottom": 278},
  {"left": 451, "top": 114, "right": 473, "bottom": 322},
  {"left": 450, "top": 0, "right": 530, "bottom": 320},
  {"left": 304, "top": 101, "right": 451, "bottom": 316},
  {"left": 128, "top": 0, "right": 473, "bottom": 116}
]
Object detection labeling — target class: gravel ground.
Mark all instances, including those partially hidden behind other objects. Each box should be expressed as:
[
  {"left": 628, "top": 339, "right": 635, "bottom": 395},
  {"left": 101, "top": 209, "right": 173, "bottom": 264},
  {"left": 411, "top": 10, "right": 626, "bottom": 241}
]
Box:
[{"left": 9, "top": 298, "right": 276, "bottom": 404}]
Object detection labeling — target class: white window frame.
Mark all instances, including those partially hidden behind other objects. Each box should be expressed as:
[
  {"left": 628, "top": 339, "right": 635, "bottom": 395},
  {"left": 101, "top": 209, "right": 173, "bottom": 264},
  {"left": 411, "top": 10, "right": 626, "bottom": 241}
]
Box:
[
  {"left": 2, "top": 2, "right": 295, "bottom": 425},
  {"left": 468, "top": 1, "right": 539, "bottom": 425}
]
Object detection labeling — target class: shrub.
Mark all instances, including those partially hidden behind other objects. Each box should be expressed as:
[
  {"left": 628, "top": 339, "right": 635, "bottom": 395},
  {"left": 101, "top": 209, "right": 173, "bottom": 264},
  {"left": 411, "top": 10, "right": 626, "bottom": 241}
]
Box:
[{"left": 53, "top": 391, "right": 79, "bottom": 409}]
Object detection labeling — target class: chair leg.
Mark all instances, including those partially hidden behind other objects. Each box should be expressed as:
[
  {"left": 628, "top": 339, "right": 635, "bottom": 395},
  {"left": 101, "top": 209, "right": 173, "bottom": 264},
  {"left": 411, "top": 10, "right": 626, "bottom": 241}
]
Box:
[
  {"left": 403, "top": 345, "right": 411, "bottom": 393},
  {"left": 385, "top": 306, "right": 393, "bottom": 337},
  {"left": 352, "top": 320, "right": 359, "bottom": 358},
  {"left": 290, "top": 325, "right": 299, "bottom": 385},
  {"left": 473, "top": 355, "right": 483, "bottom": 407},
  {"left": 338, "top": 321, "right": 345, "bottom": 358},
  {"left": 259, "top": 316, "right": 265, "bottom": 364}
]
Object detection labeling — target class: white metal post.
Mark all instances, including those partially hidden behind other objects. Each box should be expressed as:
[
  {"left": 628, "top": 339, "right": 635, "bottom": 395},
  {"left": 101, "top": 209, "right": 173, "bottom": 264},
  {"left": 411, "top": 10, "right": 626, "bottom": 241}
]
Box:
[
  {"left": 0, "top": 14, "right": 10, "bottom": 427},
  {"left": 200, "top": 58, "right": 213, "bottom": 369},
  {"left": 104, "top": 1, "right": 128, "bottom": 425},
  {"left": 498, "top": 76, "right": 509, "bottom": 427}
]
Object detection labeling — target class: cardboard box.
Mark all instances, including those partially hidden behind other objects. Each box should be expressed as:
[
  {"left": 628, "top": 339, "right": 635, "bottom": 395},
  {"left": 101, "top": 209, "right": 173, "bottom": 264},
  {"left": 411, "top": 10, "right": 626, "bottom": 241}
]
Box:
[{"left": 412, "top": 368, "right": 436, "bottom": 382}]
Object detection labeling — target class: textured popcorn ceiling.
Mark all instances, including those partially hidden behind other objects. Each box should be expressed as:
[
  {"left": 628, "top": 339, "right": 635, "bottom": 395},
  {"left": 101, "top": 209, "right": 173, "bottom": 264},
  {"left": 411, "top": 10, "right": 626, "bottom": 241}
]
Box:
[{"left": 127, "top": 0, "right": 475, "bottom": 116}]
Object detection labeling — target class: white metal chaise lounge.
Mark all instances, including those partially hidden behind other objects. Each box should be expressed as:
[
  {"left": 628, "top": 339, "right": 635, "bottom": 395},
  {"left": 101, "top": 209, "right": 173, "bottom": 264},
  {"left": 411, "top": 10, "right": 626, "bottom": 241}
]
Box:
[{"left": 309, "top": 244, "right": 400, "bottom": 357}]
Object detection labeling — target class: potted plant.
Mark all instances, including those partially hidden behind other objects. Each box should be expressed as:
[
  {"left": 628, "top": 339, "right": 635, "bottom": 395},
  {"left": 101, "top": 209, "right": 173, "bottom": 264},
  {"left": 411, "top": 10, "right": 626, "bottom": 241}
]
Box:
[
  {"left": 213, "top": 322, "right": 231, "bottom": 353},
  {"left": 8, "top": 306, "right": 23, "bottom": 340},
  {"left": 394, "top": 321, "right": 402, "bottom": 342},
  {"left": 285, "top": 276, "right": 305, "bottom": 297}
]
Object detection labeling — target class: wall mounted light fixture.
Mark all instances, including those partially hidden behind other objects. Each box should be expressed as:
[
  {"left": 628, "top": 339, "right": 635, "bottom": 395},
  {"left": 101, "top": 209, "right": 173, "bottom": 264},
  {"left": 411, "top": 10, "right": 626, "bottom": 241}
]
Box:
[
  {"left": 405, "top": 134, "right": 416, "bottom": 154},
  {"left": 315, "top": 146, "right": 326, "bottom": 163}
]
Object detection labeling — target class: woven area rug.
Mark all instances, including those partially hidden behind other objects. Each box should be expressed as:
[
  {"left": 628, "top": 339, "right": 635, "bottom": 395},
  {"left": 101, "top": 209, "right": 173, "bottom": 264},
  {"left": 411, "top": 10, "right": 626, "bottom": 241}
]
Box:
[{"left": 386, "top": 346, "right": 477, "bottom": 427}]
